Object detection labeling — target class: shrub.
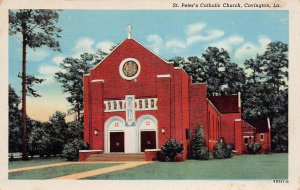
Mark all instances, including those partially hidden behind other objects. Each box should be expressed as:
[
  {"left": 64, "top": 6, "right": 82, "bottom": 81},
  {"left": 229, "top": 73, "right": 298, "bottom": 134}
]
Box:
[
  {"left": 191, "top": 124, "right": 210, "bottom": 160},
  {"left": 213, "top": 140, "right": 233, "bottom": 159},
  {"left": 62, "top": 138, "right": 87, "bottom": 161},
  {"left": 225, "top": 144, "right": 233, "bottom": 158},
  {"left": 161, "top": 139, "right": 184, "bottom": 162},
  {"left": 247, "top": 142, "right": 261, "bottom": 154}
]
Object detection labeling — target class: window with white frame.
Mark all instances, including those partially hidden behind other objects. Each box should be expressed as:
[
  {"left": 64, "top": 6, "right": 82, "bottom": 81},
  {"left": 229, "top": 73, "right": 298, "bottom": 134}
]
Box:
[{"left": 260, "top": 133, "right": 264, "bottom": 141}]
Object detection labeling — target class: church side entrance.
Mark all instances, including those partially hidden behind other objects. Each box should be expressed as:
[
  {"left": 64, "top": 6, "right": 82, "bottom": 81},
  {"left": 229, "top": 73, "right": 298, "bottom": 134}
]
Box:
[
  {"left": 110, "top": 132, "right": 125, "bottom": 152},
  {"left": 140, "top": 131, "right": 156, "bottom": 152}
]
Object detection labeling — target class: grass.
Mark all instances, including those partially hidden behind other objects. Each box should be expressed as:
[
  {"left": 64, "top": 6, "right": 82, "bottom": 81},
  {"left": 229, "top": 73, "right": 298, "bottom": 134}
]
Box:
[
  {"left": 84, "top": 153, "right": 288, "bottom": 180},
  {"left": 9, "top": 163, "right": 120, "bottom": 179},
  {"left": 9, "top": 157, "right": 66, "bottom": 169}
]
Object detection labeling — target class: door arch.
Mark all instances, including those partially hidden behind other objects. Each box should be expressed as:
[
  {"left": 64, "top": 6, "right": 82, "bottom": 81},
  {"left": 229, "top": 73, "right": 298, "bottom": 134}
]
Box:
[
  {"left": 104, "top": 116, "right": 126, "bottom": 153},
  {"left": 136, "top": 115, "right": 158, "bottom": 152}
]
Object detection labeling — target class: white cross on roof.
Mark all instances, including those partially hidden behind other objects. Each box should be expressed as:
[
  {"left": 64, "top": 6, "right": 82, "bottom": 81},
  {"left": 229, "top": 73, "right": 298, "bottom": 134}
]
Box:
[{"left": 127, "top": 24, "right": 133, "bottom": 39}]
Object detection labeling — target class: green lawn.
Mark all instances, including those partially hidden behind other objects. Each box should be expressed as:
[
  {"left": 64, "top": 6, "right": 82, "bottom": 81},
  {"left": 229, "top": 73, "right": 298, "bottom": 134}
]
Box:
[
  {"left": 84, "top": 153, "right": 288, "bottom": 180},
  {"left": 9, "top": 163, "right": 120, "bottom": 179},
  {"left": 9, "top": 157, "right": 66, "bottom": 169}
]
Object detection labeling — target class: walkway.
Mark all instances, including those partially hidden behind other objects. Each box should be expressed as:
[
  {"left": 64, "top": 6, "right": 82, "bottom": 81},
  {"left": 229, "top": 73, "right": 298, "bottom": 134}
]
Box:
[
  {"left": 53, "top": 161, "right": 152, "bottom": 179},
  {"left": 9, "top": 161, "right": 153, "bottom": 179}
]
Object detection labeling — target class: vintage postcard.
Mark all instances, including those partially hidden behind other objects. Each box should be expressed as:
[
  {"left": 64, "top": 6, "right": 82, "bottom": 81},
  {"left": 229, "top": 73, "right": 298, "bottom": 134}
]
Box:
[{"left": 1, "top": 0, "right": 299, "bottom": 189}]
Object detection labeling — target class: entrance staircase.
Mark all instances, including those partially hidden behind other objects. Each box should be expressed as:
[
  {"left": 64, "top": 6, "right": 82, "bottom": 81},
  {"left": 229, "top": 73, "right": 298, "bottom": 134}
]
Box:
[{"left": 85, "top": 153, "right": 145, "bottom": 161}]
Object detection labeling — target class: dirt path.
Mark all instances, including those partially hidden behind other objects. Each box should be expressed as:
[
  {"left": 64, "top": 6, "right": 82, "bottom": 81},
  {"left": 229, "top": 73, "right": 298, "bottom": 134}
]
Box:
[{"left": 52, "top": 161, "right": 152, "bottom": 180}]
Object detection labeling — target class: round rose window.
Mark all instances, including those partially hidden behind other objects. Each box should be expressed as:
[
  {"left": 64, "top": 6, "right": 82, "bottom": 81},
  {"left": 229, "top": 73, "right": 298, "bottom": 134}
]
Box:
[{"left": 119, "top": 58, "right": 141, "bottom": 80}]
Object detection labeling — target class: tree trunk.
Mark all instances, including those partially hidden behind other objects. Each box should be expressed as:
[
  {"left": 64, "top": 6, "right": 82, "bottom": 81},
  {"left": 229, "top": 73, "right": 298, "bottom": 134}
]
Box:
[
  {"left": 21, "top": 32, "right": 29, "bottom": 160},
  {"left": 77, "top": 108, "right": 81, "bottom": 122}
]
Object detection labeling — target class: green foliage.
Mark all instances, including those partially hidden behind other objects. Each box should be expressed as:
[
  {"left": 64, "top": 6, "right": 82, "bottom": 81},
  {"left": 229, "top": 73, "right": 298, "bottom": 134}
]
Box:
[
  {"left": 213, "top": 140, "right": 232, "bottom": 159},
  {"left": 28, "top": 122, "right": 51, "bottom": 157},
  {"left": 242, "top": 41, "right": 288, "bottom": 152},
  {"left": 9, "top": 9, "right": 62, "bottom": 50},
  {"left": 62, "top": 121, "right": 85, "bottom": 161},
  {"left": 161, "top": 139, "right": 184, "bottom": 162},
  {"left": 48, "top": 111, "right": 68, "bottom": 155},
  {"left": 9, "top": 9, "right": 62, "bottom": 160},
  {"left": 55, "top": 52, "right": 107, "bottom": 121},
  {"left": 62, "top": 138, "right": 86, "bottom": 161},
  {"left": 191, "top": 124, "right": 210, "bottom": 160},
  {"left": 9, "top": 85, "right": 22, "bottom": 154},
  {"left": 172, "top": 47, "right": 245, "bottom": 96},
  {"left": 271, "top": 114, "right": 288, "bottom": 153},
  {"left": 247, "top": 142, "right": 261, "bottom": 154}
]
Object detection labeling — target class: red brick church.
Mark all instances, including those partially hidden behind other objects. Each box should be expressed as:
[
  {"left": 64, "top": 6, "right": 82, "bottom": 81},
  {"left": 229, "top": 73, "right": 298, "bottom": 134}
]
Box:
[{"left": 81, "top": 28, "right": 271, "bottom": 161}]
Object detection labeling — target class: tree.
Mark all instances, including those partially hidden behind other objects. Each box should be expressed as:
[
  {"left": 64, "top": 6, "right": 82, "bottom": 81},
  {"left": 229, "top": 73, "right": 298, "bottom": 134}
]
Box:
[
  {"left": 242, "top": 41, "right": 288, "bottom": 152},
  {"left": 191, "top": 124, "right": 209, "bottom": 160},
  {"left": 9, "top": 85, "right": 22, "bottom": 157},
  {"left": 62, "top": 121, "right": 86, "bottom": 161},
  {"left": 48, "top": 111, "right": 68, "bottom": 155},
  {"left": 9, "top": 10, "right": 62, "bottom": 160},
  {"left": 28, "top": 122, "right": 51, "bottom": 157},
  {"left": 262, "top": 41, "right": 288, "bottom": 92},
  {"left": 55, "top": 51, "right": 107, "bottom": 121},
  {"left": 175, "top": 47, "right": 245, "bottom": 96}
]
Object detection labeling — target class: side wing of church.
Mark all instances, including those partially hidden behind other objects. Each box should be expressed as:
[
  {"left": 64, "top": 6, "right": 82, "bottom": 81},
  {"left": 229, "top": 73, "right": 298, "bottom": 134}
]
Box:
[{"left": 81, "top": 34, "right": 271, "bottom": 161}]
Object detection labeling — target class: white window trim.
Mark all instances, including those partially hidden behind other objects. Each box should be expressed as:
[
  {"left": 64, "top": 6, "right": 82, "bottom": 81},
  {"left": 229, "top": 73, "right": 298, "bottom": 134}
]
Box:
[
  {"left": 260, "top": 133, "right": 264, "bottom": 141},
  {"left": 119, "top": 58, "right": 141, "bottom": 80}
]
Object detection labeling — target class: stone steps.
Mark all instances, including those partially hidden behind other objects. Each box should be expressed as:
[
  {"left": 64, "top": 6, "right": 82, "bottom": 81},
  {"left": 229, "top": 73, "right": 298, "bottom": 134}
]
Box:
[{"left": 85, "top": 153, "right": 145, "bottom": 161}]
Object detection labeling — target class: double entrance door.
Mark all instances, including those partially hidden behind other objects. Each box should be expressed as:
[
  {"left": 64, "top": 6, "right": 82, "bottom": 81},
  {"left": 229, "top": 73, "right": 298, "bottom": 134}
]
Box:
[{"left": 109, "top": 131, "right": 156, "bottom": 152}]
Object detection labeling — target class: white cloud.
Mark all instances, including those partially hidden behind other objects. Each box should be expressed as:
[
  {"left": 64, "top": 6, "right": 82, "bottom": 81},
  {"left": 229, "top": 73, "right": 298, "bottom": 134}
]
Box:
[
  {"left": 166, "top": 39, "right": 187, "bottom": 49},
  {"left": 187, "top": 29, "right": 224, "bottom": 46},
  {"left": 27, "top": 49, "right": 50, "bottom": 62},
  {"left": 147, "top": 34, "right": 163, "bottom": 53},
  {"left": 209, "top": 35, "right": 244, "bottom": 52},
  {"left": 73, "top": 38, "right": 95, "bottom": 57},
  {"left": 96, "top": 41, "right": 114, "bottom": 54},
  {"left": 185, "top": 22, "right": 206, "bottom": 36},
  {"left": 52, "top": 56, "right": 65, "bottom": 65},
  {"left": 38, "top": 65, "right": 60, "bottom": 84},
  {"left": 235, "top": 36, "right": 271, "bottom": 62},
  {"left": 163, "top": 21, "right": 224, "bottom": 50}
]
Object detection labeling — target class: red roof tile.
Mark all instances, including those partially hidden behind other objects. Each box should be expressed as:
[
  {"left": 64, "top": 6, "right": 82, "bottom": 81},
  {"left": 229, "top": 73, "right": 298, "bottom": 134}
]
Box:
[{"left": 208, "top": 95, "right": 239, "bottom": 113}]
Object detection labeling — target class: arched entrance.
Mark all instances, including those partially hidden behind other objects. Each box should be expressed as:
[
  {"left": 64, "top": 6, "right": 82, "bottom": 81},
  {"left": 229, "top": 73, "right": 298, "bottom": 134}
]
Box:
[
  {"left": 104, "top": 116, "right": 126, "bottom": 153},
  {"left": 136, "top": 115, "right": 158, "bottom": 152}
]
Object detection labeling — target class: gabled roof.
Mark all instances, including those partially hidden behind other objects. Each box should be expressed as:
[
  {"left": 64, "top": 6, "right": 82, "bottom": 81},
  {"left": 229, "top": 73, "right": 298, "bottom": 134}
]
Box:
[
  {"left": 208, "top": 95, "right": 239, "bottom": 114},
  {"left": 91, "top": 37, "right": 172, "bottom": 70},
  {"left": 246, "top": 119, "right": 270, "bottom": 133}
]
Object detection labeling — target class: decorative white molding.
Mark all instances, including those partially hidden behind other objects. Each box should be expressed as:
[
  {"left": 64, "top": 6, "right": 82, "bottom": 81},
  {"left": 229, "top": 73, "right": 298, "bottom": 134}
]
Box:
[
  {"left": 91, "top": 79, "right": 104, "bottom": 83},
  {"left": 157, "top": 74, "right": 171, "bottom": 78},
  {"left": 136, "top": 115, "right": 158, "bottom": 153},
  {"left": 234, "top": 119, "right": 242, "bottom": 121},
  {"left": 243, "top": 136, "right": 254, "bottom": 138},
  {"left": 125, "top": 95, "right": 136, "bottom": 126},
  {"left": 104, "top": 97, "right": 158, "bottom": 112},
  {"left": 83, "top": 74, "right": 90, "bottom": 76},
  {"left": 79, "top": 150, "right": 103, "bottom": 153},
  {"left": 238, "top": 92, "right": 241, "bottom": 108},
  {"left": 267, "top": 118, "right": 271, "bottom": 129}
]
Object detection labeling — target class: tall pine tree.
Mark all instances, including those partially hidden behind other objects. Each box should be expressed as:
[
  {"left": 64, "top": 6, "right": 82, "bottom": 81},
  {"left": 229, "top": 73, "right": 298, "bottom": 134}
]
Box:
[{"left": 9, "top": 10, "right": 62, "bottom": 160}]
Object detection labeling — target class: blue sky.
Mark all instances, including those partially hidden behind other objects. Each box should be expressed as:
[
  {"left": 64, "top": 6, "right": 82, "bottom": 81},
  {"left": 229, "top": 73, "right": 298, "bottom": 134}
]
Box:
[{"left": 9, "top": 10, "right": 288, "bottom": 121}]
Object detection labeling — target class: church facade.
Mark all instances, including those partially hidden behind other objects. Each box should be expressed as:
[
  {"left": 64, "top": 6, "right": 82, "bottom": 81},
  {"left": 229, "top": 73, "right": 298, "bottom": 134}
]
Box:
[{"left": 82, "top": 34, "right": 271, "bottom": 160}]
